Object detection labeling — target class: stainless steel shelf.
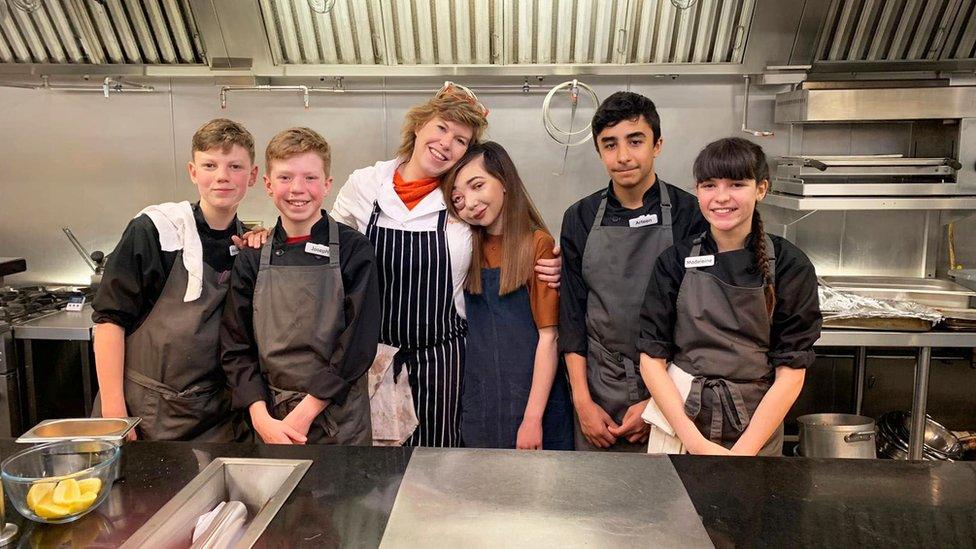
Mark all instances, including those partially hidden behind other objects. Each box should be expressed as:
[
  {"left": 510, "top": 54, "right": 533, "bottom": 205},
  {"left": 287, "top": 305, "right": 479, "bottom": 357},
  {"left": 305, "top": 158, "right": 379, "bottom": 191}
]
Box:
[
  {"left": 775, "top": 86, "right": 976, "bottom": 122},
  {"left": 762, "top": 192, "right": 976, "bottom": 211},
  {"left": 816, "top": 329, "right": 976, "bottom": 348},
  {"left": 12, "top": 304, "right": 94, "bottom": 341},
  {"left": 773, "top": 181, "right": 969, "bottom": 197}
]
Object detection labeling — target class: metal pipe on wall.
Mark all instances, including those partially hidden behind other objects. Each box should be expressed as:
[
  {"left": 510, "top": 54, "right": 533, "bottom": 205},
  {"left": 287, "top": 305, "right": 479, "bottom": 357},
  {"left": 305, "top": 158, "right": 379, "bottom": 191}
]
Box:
[{"left": 216, "top": 82, "right": 561, "bottom": 110}]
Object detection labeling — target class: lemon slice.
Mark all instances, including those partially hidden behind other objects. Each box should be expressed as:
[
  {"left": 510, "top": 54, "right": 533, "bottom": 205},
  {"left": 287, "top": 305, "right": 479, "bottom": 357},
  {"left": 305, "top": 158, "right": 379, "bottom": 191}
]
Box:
[
  {"left": 32, "top": 498, "right": 71, "bottom": 520},
  {"left": 67, "top": 491, "right": 98, "bottom": 514},
  {"left": 26, "top": 482, "right": 56, "bottom": 510},
  {"left": 77, "top": 478, "right": 102, "bottom": 496},
  {"left": 52, "top": 478, "right": 81, "bottom": 506}
]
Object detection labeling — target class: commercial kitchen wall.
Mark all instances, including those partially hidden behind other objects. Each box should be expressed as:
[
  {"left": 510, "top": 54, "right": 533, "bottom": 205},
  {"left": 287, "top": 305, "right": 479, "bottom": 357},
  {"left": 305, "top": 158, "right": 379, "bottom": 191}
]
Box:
[
  {"left": 0, "top": 75, "right": 775, "bottom": 282},
  {"left": 2, "top": 75, "right": 974, "bottom": 284}
]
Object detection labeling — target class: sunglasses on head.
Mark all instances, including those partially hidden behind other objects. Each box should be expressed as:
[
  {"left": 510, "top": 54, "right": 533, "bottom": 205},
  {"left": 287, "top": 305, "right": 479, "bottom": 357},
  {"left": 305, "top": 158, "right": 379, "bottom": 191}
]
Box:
[{"left": 437, "top": 81, "right": 489, "bottom": 117}]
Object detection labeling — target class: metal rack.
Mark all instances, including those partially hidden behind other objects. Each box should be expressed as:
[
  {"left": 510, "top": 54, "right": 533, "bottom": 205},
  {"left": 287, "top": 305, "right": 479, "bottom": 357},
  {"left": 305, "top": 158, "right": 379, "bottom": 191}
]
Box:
[{"left": 772, "top": 155, "right": 968, "bottom": 198}]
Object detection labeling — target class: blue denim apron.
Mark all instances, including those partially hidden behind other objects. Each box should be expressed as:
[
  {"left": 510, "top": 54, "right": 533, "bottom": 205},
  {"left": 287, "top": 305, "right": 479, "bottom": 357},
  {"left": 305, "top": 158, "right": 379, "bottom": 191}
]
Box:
[{"left": 461, "top": 267, "right": 574, "bottom": 449}]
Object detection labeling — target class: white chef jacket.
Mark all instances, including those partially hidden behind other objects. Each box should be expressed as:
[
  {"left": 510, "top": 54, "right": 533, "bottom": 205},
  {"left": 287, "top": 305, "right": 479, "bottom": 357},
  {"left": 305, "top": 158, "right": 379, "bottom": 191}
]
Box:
[{"left": 331, "top": 158, "right": 472, "bottom": 319}]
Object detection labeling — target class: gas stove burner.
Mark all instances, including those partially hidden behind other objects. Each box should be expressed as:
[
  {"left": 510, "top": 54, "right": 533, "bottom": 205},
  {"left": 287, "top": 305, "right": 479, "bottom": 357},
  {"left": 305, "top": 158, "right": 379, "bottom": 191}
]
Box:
[{"left": 0, "top": 284, "right": 93, "bottom": 325}]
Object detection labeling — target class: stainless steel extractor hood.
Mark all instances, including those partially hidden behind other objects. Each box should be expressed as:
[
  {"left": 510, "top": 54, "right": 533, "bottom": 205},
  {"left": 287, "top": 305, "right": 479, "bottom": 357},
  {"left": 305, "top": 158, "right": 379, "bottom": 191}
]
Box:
[
  {"left": 254, "top": 0, "right": 757, "bottom": 67},
  {"left": 2, "top": 0, "right": 812, "bottom": 78},
  {"left": 0, "top": 0, "right": 203, "bottom": 65},
  {"left": 807, "top": 0, "right": 976, "bottom": 71},
  {"left": 8, "top": 0, "right": 940, "bottom": 78}
]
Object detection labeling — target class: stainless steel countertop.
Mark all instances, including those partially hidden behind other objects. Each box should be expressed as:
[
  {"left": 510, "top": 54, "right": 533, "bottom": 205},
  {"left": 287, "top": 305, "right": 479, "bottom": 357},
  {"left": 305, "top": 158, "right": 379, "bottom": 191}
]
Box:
[
  {"left": 380, "top": 448, "right": 712, "bottom": 548},
  {"left": 817, "top": 329, "right": 976, "bottom": 347},
  {"left": 12, "top": 303, "right": 94, "bottom": 341}
]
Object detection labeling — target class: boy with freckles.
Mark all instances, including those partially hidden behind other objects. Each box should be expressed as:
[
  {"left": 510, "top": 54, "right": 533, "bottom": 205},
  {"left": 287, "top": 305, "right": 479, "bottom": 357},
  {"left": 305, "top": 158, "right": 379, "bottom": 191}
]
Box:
[{"left": 220, "top": 127, "right": 381, "bottom": 445}]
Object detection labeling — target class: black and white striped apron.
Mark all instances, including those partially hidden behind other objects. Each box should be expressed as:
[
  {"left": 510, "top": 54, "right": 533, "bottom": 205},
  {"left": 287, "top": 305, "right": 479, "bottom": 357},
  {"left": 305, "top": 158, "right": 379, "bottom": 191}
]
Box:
[{"left": 365, "top": 201, "right": 466, "bottom": 447}]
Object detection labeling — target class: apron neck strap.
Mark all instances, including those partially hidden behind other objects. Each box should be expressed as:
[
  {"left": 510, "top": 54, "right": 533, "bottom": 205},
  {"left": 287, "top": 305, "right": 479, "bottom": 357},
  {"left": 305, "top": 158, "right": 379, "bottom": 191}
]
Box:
[
  {"left": 656, "top": 180, "right": 673, "bottom": 228},
  {"left": 763, "top": 233, "right": 776, "bottom": 286},
  {"left": 594, "top": 190, "right": 610, "bottom": 226},
  {"left": 259, "top": 226, "right": 276, "bottom": 267},
  {"left": 689, "top": 231, "right": 708, "bottom": 257},
  {"left": 437, "top": 209, "right": 448, "bottom": 231},
  {"left": 328, "top": 214, "right": 340, "bottom": 266},
  {"left": 367, "top": 200, "right": 382, "bottom": 228}
]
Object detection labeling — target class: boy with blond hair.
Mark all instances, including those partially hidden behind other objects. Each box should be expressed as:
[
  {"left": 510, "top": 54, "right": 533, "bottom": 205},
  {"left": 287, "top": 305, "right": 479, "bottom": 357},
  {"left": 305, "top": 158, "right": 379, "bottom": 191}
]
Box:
[
  {"left": 92, "top": 118, "right": 259, "bottom": 441},
  {"left": 221, "top": 127, "right": 380, "bottom": 445}
]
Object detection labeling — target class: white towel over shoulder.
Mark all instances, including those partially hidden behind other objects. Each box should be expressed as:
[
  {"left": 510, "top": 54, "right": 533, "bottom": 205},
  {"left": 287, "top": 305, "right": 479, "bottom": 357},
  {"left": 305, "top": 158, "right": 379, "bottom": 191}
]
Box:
[
  {"left": 137, "top": 201, "right": 204, "bottom": 302},
  {"left": 642, "top": 363, "right": 695, "bottom": 454}
]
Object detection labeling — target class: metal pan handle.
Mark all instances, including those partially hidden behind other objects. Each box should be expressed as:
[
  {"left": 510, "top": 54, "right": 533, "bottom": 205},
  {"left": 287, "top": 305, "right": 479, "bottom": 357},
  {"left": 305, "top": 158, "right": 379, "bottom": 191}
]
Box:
[
  {"left": 803, "top": 159, "right": 829, "bottom": 171},
  {"left": 844, "top": 431, "right": 875, "bottom": 443}
]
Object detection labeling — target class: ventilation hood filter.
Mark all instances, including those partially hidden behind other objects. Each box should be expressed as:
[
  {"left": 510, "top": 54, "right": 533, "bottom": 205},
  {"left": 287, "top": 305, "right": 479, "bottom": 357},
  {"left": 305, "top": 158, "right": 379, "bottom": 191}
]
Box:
[{"left": 0, "top": 0, "right": 204, "bottom": 65}]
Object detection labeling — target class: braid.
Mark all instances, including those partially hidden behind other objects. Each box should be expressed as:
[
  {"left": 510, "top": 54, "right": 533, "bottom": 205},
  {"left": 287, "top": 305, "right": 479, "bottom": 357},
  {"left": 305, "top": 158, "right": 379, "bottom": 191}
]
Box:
[{"left": 752, "top": 210, "right": 776, "bottom": 319}]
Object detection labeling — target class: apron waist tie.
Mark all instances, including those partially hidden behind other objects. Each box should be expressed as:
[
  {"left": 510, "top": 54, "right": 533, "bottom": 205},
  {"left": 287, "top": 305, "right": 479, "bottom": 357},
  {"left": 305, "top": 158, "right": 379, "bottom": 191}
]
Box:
[
  {"left": 124, "top": 369, "right": 222, "bottom": 399},
  {"left": 265, "top": 382, "right": 306, "bottom": 408},
  {"left": 587, "top": 336, "right": 643, "bottom": 404},
  {"left": 683, "top": 376, "right": 751, "bottom": 441}
]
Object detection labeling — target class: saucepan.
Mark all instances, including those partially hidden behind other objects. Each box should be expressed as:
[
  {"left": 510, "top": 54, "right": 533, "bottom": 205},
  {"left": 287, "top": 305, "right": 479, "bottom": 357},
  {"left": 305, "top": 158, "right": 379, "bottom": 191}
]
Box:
[{"left": 797, "top": 413, "right": 876, "bottom": 459}]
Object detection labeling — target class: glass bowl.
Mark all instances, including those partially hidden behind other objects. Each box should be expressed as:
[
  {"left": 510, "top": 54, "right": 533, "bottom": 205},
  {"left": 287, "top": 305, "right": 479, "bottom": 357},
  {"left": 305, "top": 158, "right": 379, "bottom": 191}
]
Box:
[{"left": 1, "top": 439, "right": 120, "bottom": 524}]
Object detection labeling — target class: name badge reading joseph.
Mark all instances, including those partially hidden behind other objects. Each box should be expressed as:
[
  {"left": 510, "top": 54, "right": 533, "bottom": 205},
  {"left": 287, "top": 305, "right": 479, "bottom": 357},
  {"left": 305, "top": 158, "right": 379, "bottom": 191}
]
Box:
[
  {"left": 629, "top": 214, "right": 658, "bottom": 228},
  {"left": 305, "top": 242, "right": 330, "bottom": 257},
  {"left": 685, "top": 255, "right": 715, "bottom": 268}
]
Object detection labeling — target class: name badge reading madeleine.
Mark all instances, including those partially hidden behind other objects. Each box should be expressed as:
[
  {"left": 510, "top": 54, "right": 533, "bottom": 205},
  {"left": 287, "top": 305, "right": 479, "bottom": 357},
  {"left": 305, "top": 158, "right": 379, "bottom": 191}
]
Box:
[
  {"left": 229, "top": 245, "right": 240, "bottom": 257},
  {"left": 685, "top": 255, "right": 715, "bottom": 268},
  {"left": 305, "top": 242, "right": 330, "bottom": 257}
]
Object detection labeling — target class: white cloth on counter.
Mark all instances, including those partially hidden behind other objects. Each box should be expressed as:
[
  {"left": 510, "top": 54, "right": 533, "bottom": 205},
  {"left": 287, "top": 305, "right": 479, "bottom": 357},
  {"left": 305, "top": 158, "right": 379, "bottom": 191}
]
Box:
[
  {"left": 193, "top": 501, "right": 227, "bottom": 542},
  {"left": 367, "top": 343, "right": 418, "bottom": 446},
  {"left": 642, "top": 363, "right": 695, "bottom": 455},
  {"left": 137, "top": 201, "right": 204, "bottom": 302},
  {"left": 330, "top": 158, "right": 473, "bottom": 318}
]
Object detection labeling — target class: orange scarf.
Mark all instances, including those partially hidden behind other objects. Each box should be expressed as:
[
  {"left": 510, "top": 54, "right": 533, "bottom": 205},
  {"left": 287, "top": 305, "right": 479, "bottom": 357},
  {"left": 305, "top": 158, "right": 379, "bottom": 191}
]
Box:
[{"left": 393, "top": 170, "right": 440, "bottom": 210}]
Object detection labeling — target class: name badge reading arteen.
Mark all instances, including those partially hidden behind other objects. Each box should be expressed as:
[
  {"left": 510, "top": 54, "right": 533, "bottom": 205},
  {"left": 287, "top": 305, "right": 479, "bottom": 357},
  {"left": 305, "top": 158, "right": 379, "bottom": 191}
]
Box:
[
  {"left": 629, "top": 214, "right": 658, "bottom": 228},
  {"left": 685, "top": 255, "right": 715, "bottom": 268},
  {"left": 305, "top": 242, "right": 330, "bottom": 257}
]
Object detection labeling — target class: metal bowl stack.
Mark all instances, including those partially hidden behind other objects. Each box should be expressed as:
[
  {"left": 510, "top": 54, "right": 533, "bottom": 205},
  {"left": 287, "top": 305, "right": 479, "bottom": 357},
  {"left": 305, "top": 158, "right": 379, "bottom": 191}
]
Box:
[{"left": 876, "top": 411, "right": 964, "bottom": 461}]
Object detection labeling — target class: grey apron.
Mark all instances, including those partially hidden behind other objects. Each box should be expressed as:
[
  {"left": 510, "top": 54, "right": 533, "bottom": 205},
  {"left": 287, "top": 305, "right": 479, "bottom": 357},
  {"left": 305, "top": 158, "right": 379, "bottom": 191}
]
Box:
[
  {"left": 253, "top": 217, "right": 372, "bottom": 445},
  {"left": 94, "top": 250, "right": 246, "bottom": 442},
  {"left": 672, "top": 233, "right": 784, "bottom": 456},
  {"left": 577, "top": 182, "right": 673, "bottom": 452}
]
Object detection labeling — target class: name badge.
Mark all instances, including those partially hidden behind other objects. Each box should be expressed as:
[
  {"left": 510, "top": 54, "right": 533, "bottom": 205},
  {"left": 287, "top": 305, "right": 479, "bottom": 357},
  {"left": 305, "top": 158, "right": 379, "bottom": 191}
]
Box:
[
  {"left": 305, "top": 242, "right": 330, "bottom": 257},
  {"left": 685, "top": 255, "right": 715, "bottom": 268},
  {"left": 229, "top": 245, "right": 239, "bottom": 257},
  {"left": 629, "top": 214, "right": 658, "bottom": 228},
  {"left": 65, "top": 296, "right": 86, "bottom": 312}
]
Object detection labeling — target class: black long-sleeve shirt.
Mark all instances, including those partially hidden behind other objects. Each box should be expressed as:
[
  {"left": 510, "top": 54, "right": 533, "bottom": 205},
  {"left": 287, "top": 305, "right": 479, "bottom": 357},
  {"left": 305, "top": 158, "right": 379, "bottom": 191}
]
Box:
[
  {"left": 92, "top": 202, "right": 239, "bottom": 334},
  {"left": 637, "top": 231, "right": 822, "bottom": 369},
  {"left": 557, "top": 178, "right": 709, "bottom": 356},
  {"left": 220, "top": 212, "right": 381, "bottom": 409}
]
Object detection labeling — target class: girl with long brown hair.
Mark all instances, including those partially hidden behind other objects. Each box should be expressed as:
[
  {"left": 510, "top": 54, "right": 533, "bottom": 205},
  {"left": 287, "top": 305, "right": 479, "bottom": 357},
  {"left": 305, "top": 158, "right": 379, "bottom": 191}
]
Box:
[
  {"left": 636, "top": 137, "right": 821, "bottom": 456},
  {"left": 443, "top": 141, "right": 573, "bottom": 449}
]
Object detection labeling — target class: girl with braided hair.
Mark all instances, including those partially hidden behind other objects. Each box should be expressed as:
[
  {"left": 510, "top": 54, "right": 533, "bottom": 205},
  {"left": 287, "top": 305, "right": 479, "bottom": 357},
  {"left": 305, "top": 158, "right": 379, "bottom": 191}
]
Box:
[{"left": 636, "top": 137, "right": 822, "bottom": 456}]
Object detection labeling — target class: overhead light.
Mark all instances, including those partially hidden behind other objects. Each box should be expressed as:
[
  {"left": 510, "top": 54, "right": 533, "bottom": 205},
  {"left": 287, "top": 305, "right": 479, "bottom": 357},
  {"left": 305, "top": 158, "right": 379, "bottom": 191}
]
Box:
[
  {"left": 671, "top": 0, "right": 697, "bottom": 9},
  {"left": 308, "top": 0, "right": 335, "bottom": 15},
  {"left": 10, "top": 0, "right": 42, "bottom": 13}
]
